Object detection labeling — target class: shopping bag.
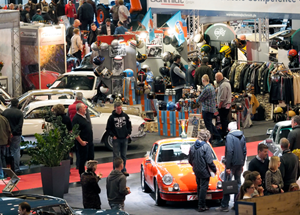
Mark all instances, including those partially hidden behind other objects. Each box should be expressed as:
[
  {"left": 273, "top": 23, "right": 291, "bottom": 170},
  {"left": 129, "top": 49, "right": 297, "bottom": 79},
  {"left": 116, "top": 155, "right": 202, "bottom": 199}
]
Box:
[{"left": 222, "top": 180, "right": 238, "bottom": 195}]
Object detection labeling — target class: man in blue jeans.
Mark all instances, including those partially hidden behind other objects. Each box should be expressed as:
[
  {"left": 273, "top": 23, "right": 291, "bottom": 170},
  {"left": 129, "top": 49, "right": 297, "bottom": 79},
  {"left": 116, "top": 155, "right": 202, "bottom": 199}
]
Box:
[
  {"left": 198, "top": 74, "right": 222, "bottom": 145},
  {"left": 106, "top": 102, "right": 132, "bottom": 176},
  {"left": 2, "top": 98, "right": 23, "bottom": 175},
  {"left": 216, "top": 122, "right": 247, "bottom": 212}
]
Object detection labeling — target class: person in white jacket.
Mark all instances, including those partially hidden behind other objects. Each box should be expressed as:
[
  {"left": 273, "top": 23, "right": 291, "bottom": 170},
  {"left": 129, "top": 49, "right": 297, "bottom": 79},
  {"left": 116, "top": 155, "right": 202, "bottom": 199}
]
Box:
[{"left": 69, "top": 28, "right": 83, "bottom": 61}]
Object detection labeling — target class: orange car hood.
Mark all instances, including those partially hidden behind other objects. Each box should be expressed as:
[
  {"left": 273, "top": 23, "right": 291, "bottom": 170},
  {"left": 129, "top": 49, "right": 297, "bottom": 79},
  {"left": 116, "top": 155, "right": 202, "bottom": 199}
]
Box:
[{"left": 157, "top": 160, "right": 224, "bottom": 191}]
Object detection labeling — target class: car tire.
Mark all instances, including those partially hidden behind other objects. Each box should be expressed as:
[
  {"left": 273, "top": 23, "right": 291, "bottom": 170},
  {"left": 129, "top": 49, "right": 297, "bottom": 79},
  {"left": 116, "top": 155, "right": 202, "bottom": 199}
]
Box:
[
  {"left": 155, "top": 180, "right": 166, "bottom": 206},
  {"left": 141, "top": 165, "right": 151, "bottom": 193},
  {"left": 103, "top": 133, "right": 113, "bottom": 151},
  {"left": 96, "top": 5, "right": 109, "bottom": 25}
]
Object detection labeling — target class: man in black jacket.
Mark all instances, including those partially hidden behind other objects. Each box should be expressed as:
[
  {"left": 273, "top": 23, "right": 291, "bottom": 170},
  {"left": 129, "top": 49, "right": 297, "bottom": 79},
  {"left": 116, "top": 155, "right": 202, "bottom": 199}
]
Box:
[
  {"left": 66, "top": 19, "right": 81, "bottom": 53},
  {"left": 20, "top": 5, "right": 31, "bottom": 23},
  {"left": 2, "top": 98, "right": 24, "bottom": 175},
  {"left": 78, "top": 0, "right": 94, "bottom": 31},
  {"left": 56, "top": 0, "right": 65, "bottom": 17},
  {"left": 170, "top": 54, "right": 186, "bottom": 102},
  {"left": 100, "top": 18, "right": 115, "bottom": 36},
  {"left": 87, "top": 23, "right": 100, "bottom": 46},
  {"left": 288, "top": 115, "right": 300, "bottom": 151},
  {"left": 194, "top": 57, "right": 214, "bottom": 87},
  {"left": 106, "top": 102, "right": 132, "bottom": 176},
  {"left": 248, "top": 144, "right": 269, "bottom": 190},
  {"left": 72, "top": 103, "right": 94, "bottom": 176},
  {"left": 106, "top": 157, "right": 131, "bottom": 210},
  {"left": 279, "top": 138, "right": 300, "bottom": 192},
  {"left": 188, "top": 129, "right": 216, "bottom": 212}
]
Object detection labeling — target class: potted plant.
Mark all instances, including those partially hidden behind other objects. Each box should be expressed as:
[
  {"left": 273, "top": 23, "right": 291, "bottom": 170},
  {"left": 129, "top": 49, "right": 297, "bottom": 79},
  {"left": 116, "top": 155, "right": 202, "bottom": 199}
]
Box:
[{"left": 23, "top": 110, "right": 79, "bottom": 198}]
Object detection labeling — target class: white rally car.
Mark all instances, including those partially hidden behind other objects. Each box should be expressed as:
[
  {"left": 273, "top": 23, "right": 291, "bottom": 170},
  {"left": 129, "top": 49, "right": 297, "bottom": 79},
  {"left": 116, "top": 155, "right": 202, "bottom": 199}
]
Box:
[
  {"left": 48, "top": 72, "right": 98, "bottom": 100},
  {"left": 21, "top": 99, "right": 146, "bottom": 150}
]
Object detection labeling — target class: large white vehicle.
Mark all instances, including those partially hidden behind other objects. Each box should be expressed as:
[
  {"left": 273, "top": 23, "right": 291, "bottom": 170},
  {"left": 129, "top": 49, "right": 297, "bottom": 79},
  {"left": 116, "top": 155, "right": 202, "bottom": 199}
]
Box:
[
  {"left": 21, "top": 99, "right": 146, "bottom": 150},
  {"left": 49, "top": 72, "right": 98, "bottom": 100}
]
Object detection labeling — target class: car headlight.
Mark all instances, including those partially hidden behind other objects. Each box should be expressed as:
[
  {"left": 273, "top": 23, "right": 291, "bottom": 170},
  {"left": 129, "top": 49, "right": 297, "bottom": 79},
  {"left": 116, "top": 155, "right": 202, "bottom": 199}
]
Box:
[
  {"left": 219, "top": 171, "right": 225, "bottom": 182},
  {"left": 217, "top": 181, "right": 222, "bottom": 189},
  {"left": 173, "top": 183, "right": 180, "bottom": 191},
  {"left": 138, "top": 123, "right": 145, "bottom": 132},
  {"left": 162, "top": 174, "right": 173, "bottom": 185}
]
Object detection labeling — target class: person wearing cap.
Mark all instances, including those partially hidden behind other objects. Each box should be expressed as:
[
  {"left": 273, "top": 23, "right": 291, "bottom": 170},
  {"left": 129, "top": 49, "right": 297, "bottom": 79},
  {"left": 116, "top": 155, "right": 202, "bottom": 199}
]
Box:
[
  {"left": 32, "top": 9, "right": 44, "bottom": 22},
  {"left": 65, "top": 0, "right": 76, "bottom": 25},
  {"left": 109, "top": 0, "right": 119, "bottom": 27},
  {"left": 100, "top": 18, "right": 115, "bottom": 36},
  {"left": 114, "top": 21, "right": 128, "bottom": 35},
  {"left": 87, "top": 23, "right": 100, "bottom": 46},
  {"left": 81, "top": 160, "right": 102, "bottom": 209},
  {"left": 188, "top": 129, "right": 217, "bottom": 212},
  {"left": 216, "top": 122, "right": 246, "bottom": 212},
  {"left": 20, "top": 5, "right": 31, "bottom": 23}
]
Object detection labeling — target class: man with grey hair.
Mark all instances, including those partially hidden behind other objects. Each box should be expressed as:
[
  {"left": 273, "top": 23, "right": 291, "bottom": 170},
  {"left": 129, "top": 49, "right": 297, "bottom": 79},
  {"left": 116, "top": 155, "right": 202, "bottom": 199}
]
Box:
[
  {"left": 279, "top": 138, "right": 300, "bottom": 192},
  {"left": 287, "top": 115, "right": 300, "bottom": 151},
  {"left": 106, "top": 102, "right": 132, "bottom": 176},
  {"left": 216, "top": 121, "right": 246, "bottom": 212},
  {"left": 72, "top": 103, "right": 94, "bottom": 176},
  {"left": 188, "top": 129, "right": 216, "bottom": 212}
]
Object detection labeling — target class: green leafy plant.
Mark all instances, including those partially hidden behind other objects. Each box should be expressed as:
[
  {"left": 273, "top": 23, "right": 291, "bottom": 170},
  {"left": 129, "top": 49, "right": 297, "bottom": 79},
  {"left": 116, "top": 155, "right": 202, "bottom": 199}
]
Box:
[{"left": 22, "top": 109, "right": 79, "bottom": 167}]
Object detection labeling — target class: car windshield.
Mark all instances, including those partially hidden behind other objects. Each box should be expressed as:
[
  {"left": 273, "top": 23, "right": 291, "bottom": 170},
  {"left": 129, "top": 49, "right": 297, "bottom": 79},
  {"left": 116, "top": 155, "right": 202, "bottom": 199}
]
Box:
[
  {"left": 157, "top": 141, "right": 217, "bottom": 162},
  {"left": 52, "top": 75, "right": 95, "bottom": 90},
  {"left": 80, "top": 53, "right": 93, "bottom": 68}
]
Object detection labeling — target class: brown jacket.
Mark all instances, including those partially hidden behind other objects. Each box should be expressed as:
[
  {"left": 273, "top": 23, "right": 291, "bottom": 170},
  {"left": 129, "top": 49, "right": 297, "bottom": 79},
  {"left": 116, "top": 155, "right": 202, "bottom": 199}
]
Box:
[{"left": 0, "top": 115, "right": 11, "bottom": 146}]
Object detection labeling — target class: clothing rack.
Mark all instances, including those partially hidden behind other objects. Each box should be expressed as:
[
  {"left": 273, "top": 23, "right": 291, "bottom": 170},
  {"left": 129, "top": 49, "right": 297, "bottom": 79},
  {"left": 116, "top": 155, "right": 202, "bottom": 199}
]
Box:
[{"left": 234, "top": 59, "right": 284, "bottom": 64}]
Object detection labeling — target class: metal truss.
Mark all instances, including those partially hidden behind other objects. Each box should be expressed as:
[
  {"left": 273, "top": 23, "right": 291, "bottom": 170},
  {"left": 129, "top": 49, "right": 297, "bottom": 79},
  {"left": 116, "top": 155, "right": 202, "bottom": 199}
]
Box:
[
  {"left": 187, "top": 11, "right": 201, "bottom": 51},
  {"left": 11, "top": 26, "right": 21, "bottom": 97}
]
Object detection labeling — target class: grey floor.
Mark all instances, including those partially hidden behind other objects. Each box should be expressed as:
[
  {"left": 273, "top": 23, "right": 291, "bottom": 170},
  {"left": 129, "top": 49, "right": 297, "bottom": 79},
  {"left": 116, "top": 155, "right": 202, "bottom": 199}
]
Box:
[{"left": 14, "top": 120, "right": 275, "bottom": 215}]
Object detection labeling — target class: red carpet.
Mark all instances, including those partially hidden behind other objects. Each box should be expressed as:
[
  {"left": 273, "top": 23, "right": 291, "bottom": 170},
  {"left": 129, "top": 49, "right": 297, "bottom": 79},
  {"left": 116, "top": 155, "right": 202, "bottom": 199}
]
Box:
[{"left": 0, "top": 141, "right": 261, "bottom": 193}]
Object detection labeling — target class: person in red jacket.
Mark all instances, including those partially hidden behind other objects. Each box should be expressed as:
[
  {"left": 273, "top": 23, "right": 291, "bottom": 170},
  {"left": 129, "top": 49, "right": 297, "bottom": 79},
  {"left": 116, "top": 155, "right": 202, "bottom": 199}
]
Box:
[{"left": 65, "top": 0, "right": 76, "bottom": 25}]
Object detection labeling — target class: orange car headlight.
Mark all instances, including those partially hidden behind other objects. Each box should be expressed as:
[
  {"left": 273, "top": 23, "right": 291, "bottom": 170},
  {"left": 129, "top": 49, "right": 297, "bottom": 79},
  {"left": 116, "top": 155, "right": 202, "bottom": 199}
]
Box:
[
  {"left": 162, "top": 174, "right": 173, "bottom": 185},
  {"left": 217, "top": 181, "right": 222, "bottom": 189}
]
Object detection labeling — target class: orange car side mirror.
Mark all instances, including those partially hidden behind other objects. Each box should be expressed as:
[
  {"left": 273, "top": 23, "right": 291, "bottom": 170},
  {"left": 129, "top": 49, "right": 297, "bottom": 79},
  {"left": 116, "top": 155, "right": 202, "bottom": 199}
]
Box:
[{"left": 145, "top": 159, "right": 151, "bottom": 164}]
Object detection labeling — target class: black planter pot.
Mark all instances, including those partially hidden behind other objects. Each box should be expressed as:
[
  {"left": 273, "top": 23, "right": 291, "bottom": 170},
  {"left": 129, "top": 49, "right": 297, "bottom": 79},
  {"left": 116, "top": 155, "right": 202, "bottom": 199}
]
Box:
[
  {"left": 41, "top": 165, "right": 65, "bottom": 198},
  {"left": 61, "top": 159, "right": 71, "bottom": 194}
]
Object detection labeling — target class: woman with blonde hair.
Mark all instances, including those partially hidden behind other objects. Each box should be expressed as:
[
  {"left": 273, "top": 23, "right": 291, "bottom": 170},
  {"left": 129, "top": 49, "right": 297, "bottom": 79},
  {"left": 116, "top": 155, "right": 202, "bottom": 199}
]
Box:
[
  {"left": 265, "top": 156, "right": 284, "bottom": 194},
  {"left": 288, "top": 183, "right": 299, "bottom": 192}
]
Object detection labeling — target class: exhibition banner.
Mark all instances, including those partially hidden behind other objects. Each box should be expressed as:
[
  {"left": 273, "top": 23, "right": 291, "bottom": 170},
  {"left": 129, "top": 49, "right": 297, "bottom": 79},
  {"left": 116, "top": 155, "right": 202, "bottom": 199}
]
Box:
[
  {"left": 147, "top": 0, "right": 300, "bottom": 19},
  {"left": 166, "top": 11, "right": 185, "bottom": 46},
  {"left": 141, "top": 7, "right": 155, "bottom": 43}
]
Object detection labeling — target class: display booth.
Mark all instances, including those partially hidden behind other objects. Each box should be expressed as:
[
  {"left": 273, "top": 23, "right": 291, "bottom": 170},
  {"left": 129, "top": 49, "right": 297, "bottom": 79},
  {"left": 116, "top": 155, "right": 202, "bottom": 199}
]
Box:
[
  {"left": 20, "top": 24, "right": 66, "bottom": 92},
  {"left": 0, "top": 10, "right": 21, "bottom": 97}
]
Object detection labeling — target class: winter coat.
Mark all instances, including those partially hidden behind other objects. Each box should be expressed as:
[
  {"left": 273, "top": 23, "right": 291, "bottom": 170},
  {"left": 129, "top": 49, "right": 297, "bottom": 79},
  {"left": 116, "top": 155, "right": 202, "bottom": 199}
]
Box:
[
  {"left": 194, "top": 64, "right": 214, "bottom": 87},
  {"left": 225, "top": 130, "right": 246, "bottom": 169},
  {"left": 32, "top": 13, "right": 44, "bottom": 22},
  {"left": 217, "top": 77, "right": 232, "bottom": 108},
  {"left": 79, "top": 2, "right": 94, "bottom": 23},
  {"left": 66, "top": 25, "right": 75, "bottom": 49},
  {"left": 2, "top": 107, "right": 24, "bottom": 136},
  {"left": 86, "top": 0, "right": 97, "bottom": 16},
  {"left": 287, "top": 126, "right": 300, "bottom": 151},
  {"left": 279, "top": 150, "right": 300, "bottom": 191},
  {"left": 106, "top": 169, "right": 129, "bottom": 204},
  {"left": 0, "top": 115, "right": 11, "bottom": 146},
  {"left": 65, "top": 3, "right": 76, "bottom": 18},
  {"left": 187, "top": 63, "right": 198, "bottom": 87},
  {"left": 81, "top": 169, "right": 101, "bottom": 209},
  {"left": 20, "top": 10, "right": 31, "bottom": 23},
  {"left": 56, "top": 1, "right": 65, "bottom": 17},
  {"left": 48, "top": 7, "right": 58, "bottom": 24},
  {"left": 170, "top": 62, "right": 186, "bottom": 87},
  {"left": 188, "top": 140, "right": 217, "bottom": 179},
  {"left": 41, "top": 11, "right": 53, "bottom": 22},
  {"left": 106, "top": 110, "right": 132, "bottom": 139}
]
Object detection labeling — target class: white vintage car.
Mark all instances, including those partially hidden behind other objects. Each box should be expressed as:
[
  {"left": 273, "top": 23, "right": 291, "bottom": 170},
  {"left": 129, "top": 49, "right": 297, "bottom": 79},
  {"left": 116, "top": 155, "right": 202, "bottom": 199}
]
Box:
[
  {"left": 48, "top": 72, "right": 98, "bottom": 99},
  {"left": 21, "top": 99, "right": 146, "bottom": 150}
]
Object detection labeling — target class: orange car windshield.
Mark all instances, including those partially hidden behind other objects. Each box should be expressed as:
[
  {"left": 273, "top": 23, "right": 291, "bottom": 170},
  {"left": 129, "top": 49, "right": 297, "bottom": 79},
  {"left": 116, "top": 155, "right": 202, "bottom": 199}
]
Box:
[{"left": 157, "top": 142, "right": 217, "bottom": 162}]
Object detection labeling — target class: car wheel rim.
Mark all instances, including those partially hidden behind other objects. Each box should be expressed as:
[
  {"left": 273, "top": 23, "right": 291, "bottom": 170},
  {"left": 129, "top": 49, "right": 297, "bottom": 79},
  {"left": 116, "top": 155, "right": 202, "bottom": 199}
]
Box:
[
  {"left": 108, "top": 135, "right": 113, "bottom": 149},
  {"left": 97, "top": 10, "right": 104, "bottom": 24}
]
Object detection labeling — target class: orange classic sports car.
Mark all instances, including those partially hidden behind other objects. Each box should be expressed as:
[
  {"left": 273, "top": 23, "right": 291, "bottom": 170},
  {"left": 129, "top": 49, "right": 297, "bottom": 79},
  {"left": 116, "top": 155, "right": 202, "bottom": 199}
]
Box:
[{"left": 141, "top": 138, "right": 225, "bottom": 205}]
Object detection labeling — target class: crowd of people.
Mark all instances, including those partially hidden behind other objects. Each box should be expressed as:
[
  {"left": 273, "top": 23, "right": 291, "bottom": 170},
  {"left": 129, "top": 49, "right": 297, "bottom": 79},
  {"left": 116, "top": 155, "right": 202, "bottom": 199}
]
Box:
[
  {"left": 0, "top": 92, "right": 132, "bottom": 211},
  {"left": 189, "top": 121, "right": 300, "bottom": 213}
]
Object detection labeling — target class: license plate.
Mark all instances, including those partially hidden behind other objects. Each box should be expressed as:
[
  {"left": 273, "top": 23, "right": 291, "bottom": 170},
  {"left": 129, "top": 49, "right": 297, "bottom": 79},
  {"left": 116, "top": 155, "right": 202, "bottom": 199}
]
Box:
[
  {"left": 206, "top": 194, "right": 212, "bottom": 199},
  {"left": 187, "top": 195, "right": 197, "bottom": 201}
]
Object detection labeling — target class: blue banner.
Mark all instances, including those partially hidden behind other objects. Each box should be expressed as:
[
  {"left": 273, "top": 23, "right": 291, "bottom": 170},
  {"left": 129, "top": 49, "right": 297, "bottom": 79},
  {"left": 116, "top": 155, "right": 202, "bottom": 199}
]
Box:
[
  {"left": 141, "top": 8, "right": 155, "bottom": 43},
  {"left": 166, "top": 11, "right": 185, "bottom": 46}
]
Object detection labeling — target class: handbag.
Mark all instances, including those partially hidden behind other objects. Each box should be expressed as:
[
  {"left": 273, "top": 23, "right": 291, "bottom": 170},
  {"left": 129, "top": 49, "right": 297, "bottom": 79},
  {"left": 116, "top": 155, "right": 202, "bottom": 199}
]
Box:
[{"left": 222, "top": 179, "right": 238, "bottom": 195}]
